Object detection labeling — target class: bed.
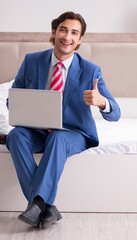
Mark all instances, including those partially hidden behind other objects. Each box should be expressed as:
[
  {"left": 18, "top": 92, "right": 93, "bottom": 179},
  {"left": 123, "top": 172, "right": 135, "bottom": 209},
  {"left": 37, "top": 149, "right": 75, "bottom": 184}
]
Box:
[{"left": 0, "top": 32, "right": 137, "bottom": 212}]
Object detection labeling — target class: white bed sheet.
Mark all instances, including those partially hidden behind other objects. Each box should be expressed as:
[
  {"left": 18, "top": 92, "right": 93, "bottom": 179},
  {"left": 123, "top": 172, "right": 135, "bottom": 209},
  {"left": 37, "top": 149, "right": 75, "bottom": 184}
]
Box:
[{"left": 85, "top": 118, "right": 137, "bottom": 154}]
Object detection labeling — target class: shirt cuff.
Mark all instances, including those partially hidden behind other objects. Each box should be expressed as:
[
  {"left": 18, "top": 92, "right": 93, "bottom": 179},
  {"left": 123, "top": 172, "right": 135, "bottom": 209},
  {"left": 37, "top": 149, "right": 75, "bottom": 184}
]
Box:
[{"left": 100, "top": 98, "right": 110, "bottom": 113}]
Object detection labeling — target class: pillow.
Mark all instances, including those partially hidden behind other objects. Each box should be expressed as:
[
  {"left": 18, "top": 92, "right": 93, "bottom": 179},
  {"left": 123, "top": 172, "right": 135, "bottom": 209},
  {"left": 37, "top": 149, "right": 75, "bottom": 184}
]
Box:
[{"left": 0, "top": 79, "right": 14, "bottom": 134}]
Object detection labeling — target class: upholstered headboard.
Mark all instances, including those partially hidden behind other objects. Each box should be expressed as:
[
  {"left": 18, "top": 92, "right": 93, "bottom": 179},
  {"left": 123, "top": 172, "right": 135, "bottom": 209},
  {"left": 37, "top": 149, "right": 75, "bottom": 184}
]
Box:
[{"left": 0, "top": 32, "right": 137, "bottom": 97}]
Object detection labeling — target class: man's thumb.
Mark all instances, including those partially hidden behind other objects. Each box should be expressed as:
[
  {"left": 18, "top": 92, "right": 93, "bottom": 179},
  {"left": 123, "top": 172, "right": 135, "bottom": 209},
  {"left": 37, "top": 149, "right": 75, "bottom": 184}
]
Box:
[{"left": 93, "top": 79, "right": 98, "bottom": 90}]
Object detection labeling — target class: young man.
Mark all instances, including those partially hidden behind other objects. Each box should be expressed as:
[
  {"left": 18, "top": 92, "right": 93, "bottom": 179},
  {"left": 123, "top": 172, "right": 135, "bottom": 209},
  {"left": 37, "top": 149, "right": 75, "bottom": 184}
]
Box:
[{"left": 6, "top": 11, "right": 121, "bottom": 228}]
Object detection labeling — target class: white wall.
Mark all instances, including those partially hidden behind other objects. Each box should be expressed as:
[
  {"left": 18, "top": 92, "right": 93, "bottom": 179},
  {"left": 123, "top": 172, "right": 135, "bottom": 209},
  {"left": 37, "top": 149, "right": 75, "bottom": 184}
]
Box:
[{"left": 0, "top": 0, "right": 137, "bottom": 32}]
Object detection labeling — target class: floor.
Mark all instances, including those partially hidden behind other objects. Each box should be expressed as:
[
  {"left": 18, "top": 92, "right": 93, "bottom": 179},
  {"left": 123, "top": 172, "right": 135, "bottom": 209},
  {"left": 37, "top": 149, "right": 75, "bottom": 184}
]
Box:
[{"left": 1, "top": 212, "right": 137, "bottom": 240}]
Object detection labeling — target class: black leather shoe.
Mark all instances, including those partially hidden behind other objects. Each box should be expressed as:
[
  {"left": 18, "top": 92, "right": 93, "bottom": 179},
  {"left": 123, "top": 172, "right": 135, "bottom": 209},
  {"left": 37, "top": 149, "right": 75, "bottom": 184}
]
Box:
[
  {"left": 41, "top": 205, "right": 62, "bottom": 228},
  {"left": 18, "top": 203, "right": 42, "bottom": 227}
]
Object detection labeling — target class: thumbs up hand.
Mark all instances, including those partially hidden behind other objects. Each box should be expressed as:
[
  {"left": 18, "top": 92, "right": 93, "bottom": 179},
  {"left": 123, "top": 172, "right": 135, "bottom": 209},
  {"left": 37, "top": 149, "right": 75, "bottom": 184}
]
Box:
[{"left": 83, "top": 79, "right": 106, "bottom": 110}]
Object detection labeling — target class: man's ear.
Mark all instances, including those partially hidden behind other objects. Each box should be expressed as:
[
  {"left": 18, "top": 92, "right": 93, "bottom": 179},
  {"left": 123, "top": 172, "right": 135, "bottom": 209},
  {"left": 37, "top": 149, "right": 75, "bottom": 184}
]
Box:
[
  {"left": 52, "top": 29, "right": 56, "bottom": 37},
  {"left": 78, "top": 36, "right": 83, "bottom": 45}
]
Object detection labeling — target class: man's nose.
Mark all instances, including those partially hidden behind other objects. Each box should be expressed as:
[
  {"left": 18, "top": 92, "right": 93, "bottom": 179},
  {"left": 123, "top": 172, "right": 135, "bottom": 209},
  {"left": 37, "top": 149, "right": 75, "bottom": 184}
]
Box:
[{"left": 64, "top": 31, "right": 71, "bottom": 40}]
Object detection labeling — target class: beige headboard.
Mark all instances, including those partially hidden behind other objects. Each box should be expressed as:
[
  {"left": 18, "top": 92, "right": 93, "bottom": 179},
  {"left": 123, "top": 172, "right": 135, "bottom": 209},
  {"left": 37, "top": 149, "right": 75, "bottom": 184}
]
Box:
[{"left": 0, "top": 32, "right": 137, "bottom": 97}]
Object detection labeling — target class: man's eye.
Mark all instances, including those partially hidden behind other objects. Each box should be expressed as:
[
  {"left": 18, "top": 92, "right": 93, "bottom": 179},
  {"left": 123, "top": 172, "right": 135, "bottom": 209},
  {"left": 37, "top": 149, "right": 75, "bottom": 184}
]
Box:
[
  {"left": 72, "top": 31, "right": 78, "bottom": 36},
  {"left": 59, "top": 28, "right": 66, "bottom": 32}
]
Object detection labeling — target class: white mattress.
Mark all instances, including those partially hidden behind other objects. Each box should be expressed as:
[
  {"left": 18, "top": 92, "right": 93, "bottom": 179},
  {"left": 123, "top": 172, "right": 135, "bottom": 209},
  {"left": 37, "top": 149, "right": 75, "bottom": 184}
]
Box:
[{"left": 0, "top": 118, "right": 137, "bottom": 154}]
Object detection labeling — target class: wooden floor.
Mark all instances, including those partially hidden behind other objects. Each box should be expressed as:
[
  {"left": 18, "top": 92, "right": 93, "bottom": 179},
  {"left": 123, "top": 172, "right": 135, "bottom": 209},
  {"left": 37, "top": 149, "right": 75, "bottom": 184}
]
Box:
[{"left": 1, "top": 212, "right": 137, "bottom": 240}]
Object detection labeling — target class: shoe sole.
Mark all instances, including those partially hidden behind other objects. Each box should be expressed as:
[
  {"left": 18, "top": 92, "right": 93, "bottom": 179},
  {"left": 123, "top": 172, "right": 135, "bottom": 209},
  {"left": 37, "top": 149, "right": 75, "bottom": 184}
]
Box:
[
  {"left": 41, "top": 214, "right": 62, "bottom": 228},
  {"left": 18, "top": 214, "right": 39, "bottom": 227}
]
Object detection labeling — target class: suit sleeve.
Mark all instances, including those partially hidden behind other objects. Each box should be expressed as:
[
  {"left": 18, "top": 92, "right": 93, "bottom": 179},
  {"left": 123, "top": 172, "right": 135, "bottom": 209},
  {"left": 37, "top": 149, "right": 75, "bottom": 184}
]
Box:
[{"left": 93, "top": 66, "right": 121, "bottom": 122}]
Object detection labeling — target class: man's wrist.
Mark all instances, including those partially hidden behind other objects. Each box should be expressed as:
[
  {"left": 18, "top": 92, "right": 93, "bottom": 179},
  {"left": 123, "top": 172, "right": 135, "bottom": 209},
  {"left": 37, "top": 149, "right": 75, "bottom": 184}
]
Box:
[{"left": 100, "top": 98, "right": 110, "bottom": 113}]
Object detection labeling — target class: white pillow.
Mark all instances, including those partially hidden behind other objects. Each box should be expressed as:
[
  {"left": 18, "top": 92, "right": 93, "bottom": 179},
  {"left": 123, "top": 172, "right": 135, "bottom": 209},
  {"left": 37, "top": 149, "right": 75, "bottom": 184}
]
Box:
[{"left": 0, "top": 79, "right": 14, "bottom": 134}]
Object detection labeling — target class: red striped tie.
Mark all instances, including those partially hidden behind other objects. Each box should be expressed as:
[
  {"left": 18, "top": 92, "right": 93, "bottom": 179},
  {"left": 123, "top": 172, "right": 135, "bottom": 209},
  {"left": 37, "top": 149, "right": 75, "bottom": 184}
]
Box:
[
  {"left": 48, "top": 62, "right": 63, "bottom": 133},
  {"left": 50, "top": 62, "right": 63, "bottom": 91}
]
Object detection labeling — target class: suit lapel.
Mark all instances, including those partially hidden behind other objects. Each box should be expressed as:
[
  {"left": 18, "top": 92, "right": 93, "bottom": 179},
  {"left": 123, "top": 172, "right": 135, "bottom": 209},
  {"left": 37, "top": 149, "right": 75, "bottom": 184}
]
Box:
[
  {"left": 63, "top": 54, "right": 82, "bottom": 110},
  {"left": 38, "top": 50, "right": 52, "bottom": 89}
]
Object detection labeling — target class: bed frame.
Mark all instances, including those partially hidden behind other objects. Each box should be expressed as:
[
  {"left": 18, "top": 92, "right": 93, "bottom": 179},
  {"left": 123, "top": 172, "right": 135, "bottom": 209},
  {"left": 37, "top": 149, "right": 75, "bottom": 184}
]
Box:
[{"left": 0, "top": 32, "right": 137, "bottom": 212}]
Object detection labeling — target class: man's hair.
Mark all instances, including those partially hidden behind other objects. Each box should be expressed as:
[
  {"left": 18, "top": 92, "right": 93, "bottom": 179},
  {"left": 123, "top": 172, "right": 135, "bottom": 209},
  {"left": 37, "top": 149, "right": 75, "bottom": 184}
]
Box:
[{"left": 49, "top": 11, "right": 87, "bottom": 50}]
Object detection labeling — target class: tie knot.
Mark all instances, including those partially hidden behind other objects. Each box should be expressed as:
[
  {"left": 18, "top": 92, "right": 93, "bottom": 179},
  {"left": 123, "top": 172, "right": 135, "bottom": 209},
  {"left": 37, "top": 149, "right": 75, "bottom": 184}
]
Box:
[{"left": 57, "top": 62, "right": 63, "bottom": 69}]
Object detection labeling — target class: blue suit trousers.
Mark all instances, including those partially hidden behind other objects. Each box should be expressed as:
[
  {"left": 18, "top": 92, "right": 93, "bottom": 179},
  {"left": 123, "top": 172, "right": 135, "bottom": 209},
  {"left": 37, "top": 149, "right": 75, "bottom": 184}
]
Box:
[{"left": 6, "top": 127, "right": 87, "bottom": 205}]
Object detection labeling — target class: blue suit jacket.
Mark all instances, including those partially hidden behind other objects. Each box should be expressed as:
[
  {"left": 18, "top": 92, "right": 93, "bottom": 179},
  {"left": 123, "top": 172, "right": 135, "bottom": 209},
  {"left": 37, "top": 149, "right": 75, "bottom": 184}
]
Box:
[{"left": 12, "top": 49, "right": 121, "bottom": 148}]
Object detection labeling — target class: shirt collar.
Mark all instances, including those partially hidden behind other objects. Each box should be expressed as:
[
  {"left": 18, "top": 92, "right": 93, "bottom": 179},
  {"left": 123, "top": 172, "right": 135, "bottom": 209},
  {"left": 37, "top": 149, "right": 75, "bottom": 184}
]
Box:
[{"left": 51, "top": 52, "right": 74, "bottom": 70}]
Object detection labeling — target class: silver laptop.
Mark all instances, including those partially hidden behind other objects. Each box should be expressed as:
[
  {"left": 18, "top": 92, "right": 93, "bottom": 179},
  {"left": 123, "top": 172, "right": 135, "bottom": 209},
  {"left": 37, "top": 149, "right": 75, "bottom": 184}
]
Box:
[{"left": 8, "top": 88, "right": 63, "bottom": 129}]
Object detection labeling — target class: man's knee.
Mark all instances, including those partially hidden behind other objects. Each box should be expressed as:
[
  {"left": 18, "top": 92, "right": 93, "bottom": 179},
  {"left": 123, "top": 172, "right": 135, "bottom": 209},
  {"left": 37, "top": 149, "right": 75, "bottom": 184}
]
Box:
[
  {"left": 8, "top": 127, "right": 21, "bottom": 138},
  {"left": 7, "top": 127, "right": 23, "bottom": 148}
]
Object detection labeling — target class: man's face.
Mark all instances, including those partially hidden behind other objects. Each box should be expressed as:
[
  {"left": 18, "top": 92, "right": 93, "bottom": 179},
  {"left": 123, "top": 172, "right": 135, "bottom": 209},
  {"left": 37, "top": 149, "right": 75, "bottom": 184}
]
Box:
[{"left": 52, "top": 19, "right": 82, "bottom": 60}]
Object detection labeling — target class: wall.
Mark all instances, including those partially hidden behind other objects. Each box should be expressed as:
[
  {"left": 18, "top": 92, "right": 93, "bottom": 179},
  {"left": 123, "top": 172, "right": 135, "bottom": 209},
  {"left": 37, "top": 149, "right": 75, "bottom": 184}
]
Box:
[{"left": 0, "top": 0, "right": 137, "bottom": 32}]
